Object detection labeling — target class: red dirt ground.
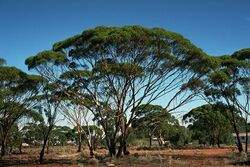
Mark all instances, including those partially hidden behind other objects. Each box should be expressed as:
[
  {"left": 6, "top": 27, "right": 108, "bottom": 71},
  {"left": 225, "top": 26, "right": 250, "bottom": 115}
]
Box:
[{"left": 0, "top": 146, "right": 242, "bottom": 167}]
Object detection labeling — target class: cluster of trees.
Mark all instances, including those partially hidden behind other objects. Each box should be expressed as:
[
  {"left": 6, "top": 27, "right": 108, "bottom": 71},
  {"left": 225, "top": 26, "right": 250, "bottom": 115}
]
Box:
[
  {"left": 1, "top": 26, "right": 250, "bottom": 162},
  {"left": 183, "top": 104, "right": 235, "bottom": 147},
  {"left": 5, "top": 124, "right": 103, "bottom": 153},
  {"left": 132, "top": 104, "right": 191, "bottom": 148}
]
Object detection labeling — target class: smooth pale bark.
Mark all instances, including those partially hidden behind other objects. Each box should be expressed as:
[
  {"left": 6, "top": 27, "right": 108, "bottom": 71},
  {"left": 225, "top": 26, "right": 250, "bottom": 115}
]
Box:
[
  {"left": 86, "top": 135, "right": 94, "bottom": 157},
  {"left": 76, "top": 125, "right": 82, "bottom": 152}
]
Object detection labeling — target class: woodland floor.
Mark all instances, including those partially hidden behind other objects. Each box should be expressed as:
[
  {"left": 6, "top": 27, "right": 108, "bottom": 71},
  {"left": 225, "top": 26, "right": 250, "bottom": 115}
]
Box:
[{"left": 0, "top": 146, "right": 249, "bottom": 167}]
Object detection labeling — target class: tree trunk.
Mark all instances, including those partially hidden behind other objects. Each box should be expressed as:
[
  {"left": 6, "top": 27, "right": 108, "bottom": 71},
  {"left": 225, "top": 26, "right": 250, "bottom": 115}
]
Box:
[
  {"left": 233, "top": 123, "right": 243, "bottom": 153},
  {"left": 148, "top": 131, "right": 152, "bottom": 148},
  {"left": 1, "top": 133, "right": 8, "bottom": 158},
  {"left": 157, "top": 134, "right": 165, "bottom": 146},
  {"left": 77, "top": 129, "right": 82, "bottom": 152},
  {"left": 109, "top": 143, "right": 116, "bottom": 157},
  {"left": 92, "top": 134, "right": 97, "bottom": 151},
  {"left": 245, "top": 115, "right": 248, "bottom": 153},
  {"left": 245, "top": 131, "right": 248, "bottom": 152},
  {"left": 46, "top": 140, "right": 50, "bottom": 154},
  {"left": 117, "top": 128, "right": 130, "bottom": 157},
  {"left": 19, "top": 143, "right": 22, "bottom": 154},
  {"left": 211, "top": 138, "right": 215, "bottom": 147},
  {"left": 9, "top": 146, "right": 13, "bottom": 154},
  {"left": 86, "top": 135, "right": 94, "bottom": 157},
  {"left": 122, "top": 139, "right": 129, "bottom": 155},
  {"left": 149, "top": 137, "right": 152, "bottom": 148},
  {"left": 217, "top": 138, "right": 220, "bottom": 148},
  {"left": 39, "top": 136, "right": 48, "bottom": 163},
  {"left": 229, "top": 108, "right": 243, "bottom": 153},
  {"left": 117, "top": 144, "right": 123, "bottom": 158},
  {"left": 107, "top": 138, "right": 117, "bottom": 157},
  {"left": 40, "top": 126, "right": 53, "bottom": 163}
]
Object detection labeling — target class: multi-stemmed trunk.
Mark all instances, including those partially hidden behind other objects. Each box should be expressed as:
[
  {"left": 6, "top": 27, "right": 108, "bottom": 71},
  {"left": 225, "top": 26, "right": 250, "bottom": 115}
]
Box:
[
  {"left": 104, "top": 131, "right": 119, "bottom": 157},
  {"left": 117, "top": 127, "right": 130, "bottom": 157},
  {"left": 100, "top": 114, "right": 121, "bottom": 157},
  {"left": 106, "top": 138, "right": 117, "bottom": 157},
  {"left": 109, "top": 144, "right": 116, "bottom": 157}
]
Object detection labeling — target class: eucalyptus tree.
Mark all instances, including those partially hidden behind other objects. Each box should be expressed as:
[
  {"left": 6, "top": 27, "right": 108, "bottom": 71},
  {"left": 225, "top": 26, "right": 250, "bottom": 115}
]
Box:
[
  {"left": 59, "top": 102, "right": 95, "bottom": 155},
  {"left": 0, "top": 58, "right": 45, "bottom": 158},
  {"left": 9, "top": 112, "right": 43, "bottom": 154},
  {"left": 25, "top": 26, "right": 210, "bottom": 157},
  {"left": 132, "top": 104, "right": 178, "bottom": 147},
  {"left": 231, "top": 48, "right": 250, "bottom": 151},
  {"left": 22, "top": 122, "right": 43, "bottom": 145},
  {"left": 191, "top": 53, "right": 250, "bottom": 152},
  {"left": 56, "top": 83, "right": 96, "bottom": 154},
  {"left": 32, "top": 83, "right": 62, "bottom": 163},
  {"left": 183, "top": 104, "right": 233, "bottom": 147},
  {"left": 82, "top": 125, "right": 103, "bottom": 151},
  {"left": 59, "top": 104, "right": 85, "bottom": 152}
]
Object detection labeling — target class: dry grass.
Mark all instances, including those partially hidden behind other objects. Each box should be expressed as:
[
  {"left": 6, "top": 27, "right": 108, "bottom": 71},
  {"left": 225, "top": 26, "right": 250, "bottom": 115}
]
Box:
[{"left": 0, "top": 146, "right": 247, "bottom": 167}]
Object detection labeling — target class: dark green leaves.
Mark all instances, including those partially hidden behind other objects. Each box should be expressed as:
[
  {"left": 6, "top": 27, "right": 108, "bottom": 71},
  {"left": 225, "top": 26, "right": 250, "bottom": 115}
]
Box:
[
  {"left": 94, "top": 61, "right": 144, "bottom": 78},
  {"left": 209, "top": 70, "right": 230, "bottom": 85},
  {"left": 232, "top": 48, "right": 250, "bottom": 61},
  {"left": 25, "top": 50, "right": 67, "bottom": 70},
  {"left": 60, "top": 70, "right": 92, "bottom": 80},
  {"left": 53, "top": 35, "right": 81, "bottom": 51},
  {"left": 0, "top": 66, "right": 26, "bottom": 82}
]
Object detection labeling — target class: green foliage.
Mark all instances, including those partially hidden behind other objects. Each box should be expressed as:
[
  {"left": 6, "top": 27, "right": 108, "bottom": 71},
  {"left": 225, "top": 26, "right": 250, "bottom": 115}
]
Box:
[
  {"left": 194, "top": 54, "right": 250, "bottom": 105},
  {"left": 232, "top": 48, "right": 250, "bottom": 60},
  {"left": 94, "top": 61, "right": 144, "bottom": 78},
  {"left": 25, "top": 50, "right": 67, "bottom": 70},
  {"left": 51, "top": 26, "right": 209, "bottom": 73},
  {"left": 133, "top": 104, "right": 174, "bottom": 129},
  {"left": 50, "top": 126, "right": 72, "bottom": 146},
  {"left": 183, "top": 104, "right": 234, "bottom": 146},
  {"left": 8, "top": 124, "right": 22, "bottom": 151},
  {"left": 22, "top": 123, "right": 43, "bottom": 145},
  {"left": 25, "top": 25, "right": 214, "bottom": 156},
  {"left": 53, "top": 35, "right": 81, "bottom": 51},
  {"left": 133, "top": 104, "right": 190, "bottom": 146},
  {"left": 60, "top": 70, "right": 92, "bottom": 80},
  {"left": 0, "top": 66, "right": 26, "bottom": 84}
]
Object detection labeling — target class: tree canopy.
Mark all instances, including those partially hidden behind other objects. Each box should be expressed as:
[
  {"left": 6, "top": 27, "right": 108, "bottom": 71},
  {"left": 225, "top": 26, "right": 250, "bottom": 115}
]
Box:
[
  {"left": 25, "top": 25, "right": 212, "bottom": 157},
  {"left": 183, "top": 104, "right": 233, "bottom": 147}
]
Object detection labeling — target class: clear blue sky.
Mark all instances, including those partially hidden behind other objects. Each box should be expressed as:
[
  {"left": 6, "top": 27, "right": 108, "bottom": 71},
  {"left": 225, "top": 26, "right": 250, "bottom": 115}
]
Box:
[{"left": 0, "top": 0, "right": 250, "bottom": 72}]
